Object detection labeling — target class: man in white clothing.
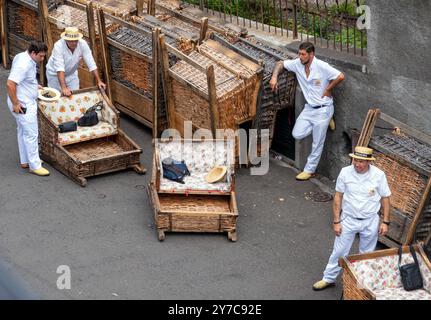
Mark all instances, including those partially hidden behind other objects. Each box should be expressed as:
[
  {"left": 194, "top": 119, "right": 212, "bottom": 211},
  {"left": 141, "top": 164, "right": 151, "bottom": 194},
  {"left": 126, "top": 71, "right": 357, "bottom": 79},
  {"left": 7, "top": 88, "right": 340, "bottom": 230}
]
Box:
[
  {"left": 270, "top": 42, "right": 345, "bottom": 181},
  {"left": 6, "top": 41, "right": 50, "bottom": 176},
  {"left": 46, "top": 27, "right": 106, "bottom": 96},
  {"left": 312, "top": 146, "right": 391, "bottom": 291}
]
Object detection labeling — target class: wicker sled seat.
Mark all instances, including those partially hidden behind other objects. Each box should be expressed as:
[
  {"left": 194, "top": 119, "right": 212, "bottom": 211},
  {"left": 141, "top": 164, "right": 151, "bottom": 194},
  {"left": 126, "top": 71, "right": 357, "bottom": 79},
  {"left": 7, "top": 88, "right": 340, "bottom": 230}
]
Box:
[
  {"left": 156, "top": 138, "right": 235, "bottom": 193},
  {"left": 38, "top": 87, "right": 146, "bottom": 186},
  {"left": 148, "top": 139, "right": 238, "bottom": 242},
  {"left": 340, "top": 245, "right": 431, "bottom": 300}
]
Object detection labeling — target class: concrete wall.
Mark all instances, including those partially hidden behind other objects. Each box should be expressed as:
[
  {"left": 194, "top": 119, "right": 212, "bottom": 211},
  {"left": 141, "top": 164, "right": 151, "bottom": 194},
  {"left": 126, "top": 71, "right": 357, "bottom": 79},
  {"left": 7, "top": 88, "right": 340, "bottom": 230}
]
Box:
[{"left": 292, "top": 0, "right": 431, "bottom": 180}]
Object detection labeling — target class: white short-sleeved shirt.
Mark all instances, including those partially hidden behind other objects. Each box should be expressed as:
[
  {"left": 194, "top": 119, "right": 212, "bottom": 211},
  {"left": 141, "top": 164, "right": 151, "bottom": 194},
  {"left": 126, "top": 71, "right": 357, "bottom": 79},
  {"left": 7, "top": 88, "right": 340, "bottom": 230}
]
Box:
[
  {"left": 336, "top": 165, "right": 391, "bottom": 219},
  {"left": 283, "top": 57, "right": 341, "bottom": 107},
  {"left": 7, "top": 51, "right": 38, "bottom": 109},
  {"left": 46, "top": 39, "right": 97, "bottom": 81}
]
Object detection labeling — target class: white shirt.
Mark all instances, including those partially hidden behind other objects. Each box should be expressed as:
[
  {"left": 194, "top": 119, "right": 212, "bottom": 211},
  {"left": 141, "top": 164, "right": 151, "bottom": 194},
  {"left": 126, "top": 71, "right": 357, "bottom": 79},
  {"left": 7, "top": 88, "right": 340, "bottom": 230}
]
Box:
[
  {"left": 336, "top": 165, "right": 391, "bottom": 219},
  {"left": 46, "top": 39, "right": 97, "bottom": 81},
  {"left": 7, "top": 51, "right": 38, "bottom": 108},
  {"left": 284, "top": 57, "right": 341, "bottom": 106}
]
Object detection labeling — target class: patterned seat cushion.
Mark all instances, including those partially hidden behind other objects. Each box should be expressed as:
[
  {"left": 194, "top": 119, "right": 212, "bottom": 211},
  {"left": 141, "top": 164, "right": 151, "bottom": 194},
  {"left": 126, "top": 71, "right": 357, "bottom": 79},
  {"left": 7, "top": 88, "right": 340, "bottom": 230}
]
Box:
[
  {"left": 58, "top": 121, "right": 116, "bottom": 146},
  {"left": 374, "top": 288, "right": 431, "bottom": 300},
  {"left": 39, "top": 91, "right": 118, "bottom": 146},
  {"left": 351, "top": 252, "right": 431, "bottom": 295},
  {"left": 157, "top": 140, "right": 234, "bottom": 192}
]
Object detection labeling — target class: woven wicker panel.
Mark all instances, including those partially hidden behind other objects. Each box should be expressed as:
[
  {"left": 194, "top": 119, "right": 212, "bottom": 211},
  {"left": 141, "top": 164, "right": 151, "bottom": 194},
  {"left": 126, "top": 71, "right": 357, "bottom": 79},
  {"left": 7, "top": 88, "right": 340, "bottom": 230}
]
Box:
[
  {"left": 342, "top": 269, "right": 372, "bottom": 300},
  {"left": 7, "top": 1, "right": 40, "bottom": 42},
  {"left": 170, "top": 51, "right": 250, "bottom": 130},
  {"left": 65, "top": 139, "right": 124, "bottom": 161},
  {"left": 73, "top": 0, "right": 135, "bottom": 18},
  {"left": 171, "top": 78, "right": 212, "bottom": 129},
  {"left": 214, "top": 35, "right": 297, "bottom": 145},
  {"left": 107, "top": 27, "right": 153, "bottom": 97},
  {"left": 373, "top": 151, "right": 427, "bottom": 217}
]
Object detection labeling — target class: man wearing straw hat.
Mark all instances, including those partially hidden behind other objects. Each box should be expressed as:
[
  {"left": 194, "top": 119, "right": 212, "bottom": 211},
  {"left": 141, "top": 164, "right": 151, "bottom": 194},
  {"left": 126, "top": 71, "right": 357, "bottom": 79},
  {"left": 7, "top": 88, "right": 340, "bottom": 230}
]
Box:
[
  {"left": 312, "top": 146, "right": 391, "bottom": 291},
  {"left": 46, "top": 27, "right": 106, "bottom": 96},
  {"left": 6, "top": 41, "right": 50, "bottom": 176},
  {"left": 270, "top": 42, "right": 344, "bottom": 181}
]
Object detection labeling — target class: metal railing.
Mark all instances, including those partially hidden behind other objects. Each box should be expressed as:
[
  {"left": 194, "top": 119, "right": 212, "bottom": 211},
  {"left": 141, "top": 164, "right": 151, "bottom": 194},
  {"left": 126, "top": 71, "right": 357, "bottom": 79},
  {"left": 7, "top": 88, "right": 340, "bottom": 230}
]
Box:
[{"left": 182, "top": 0, "right": 367, "bottom": 56}]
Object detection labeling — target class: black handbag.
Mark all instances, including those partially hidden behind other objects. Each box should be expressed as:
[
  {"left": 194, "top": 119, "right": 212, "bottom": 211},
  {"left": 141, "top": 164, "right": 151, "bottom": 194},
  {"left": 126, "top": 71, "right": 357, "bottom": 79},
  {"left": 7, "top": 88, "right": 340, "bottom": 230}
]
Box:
[
  {"left": 58, "top": 121, "right": 77, "bottom": 133},
  {"left": 398, "top": 245, "right": 423, "bottom": 291},
  {"left": 78, "top": 101, "right": 103, "bottom": 127}
]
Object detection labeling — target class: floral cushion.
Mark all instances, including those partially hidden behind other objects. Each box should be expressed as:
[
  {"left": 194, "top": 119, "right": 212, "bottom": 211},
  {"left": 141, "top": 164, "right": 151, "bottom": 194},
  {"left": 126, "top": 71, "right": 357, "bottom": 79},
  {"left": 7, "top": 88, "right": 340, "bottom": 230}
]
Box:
[
  {"left": 157, "top": 140, "right": 235, "bottom": 192},
  {"left": 39, "top": 91, "right": 118, "bottom": 146},
  {"left": 351, "top": 253, "right": 431, "bottom": 294},
  {"left": 58, "top": 121, "right": 116, "bottom": 146},
  {"left": 374, "top": 288, "right": 431, "bottom": 300}
]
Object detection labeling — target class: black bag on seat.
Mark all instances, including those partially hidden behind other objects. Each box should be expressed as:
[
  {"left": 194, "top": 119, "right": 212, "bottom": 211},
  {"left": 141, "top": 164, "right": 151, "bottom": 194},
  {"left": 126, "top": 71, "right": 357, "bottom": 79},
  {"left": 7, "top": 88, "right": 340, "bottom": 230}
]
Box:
[
  {"left": 58, "top": 121, "right": 77, "bottom": 133},
  {"left": 78, "top": 101, "right": 103, "bottom": 127},
  {"left": 398, "top": 245, "right": 423, "bottom": 291}
]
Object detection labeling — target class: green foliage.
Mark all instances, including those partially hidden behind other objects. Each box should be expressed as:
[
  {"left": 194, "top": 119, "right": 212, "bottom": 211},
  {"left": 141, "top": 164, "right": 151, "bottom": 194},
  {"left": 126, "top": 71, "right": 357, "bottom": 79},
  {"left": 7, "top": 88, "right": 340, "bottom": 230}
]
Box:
[{"left": 183, "top": 0, "right": 367, "bottom": 49}]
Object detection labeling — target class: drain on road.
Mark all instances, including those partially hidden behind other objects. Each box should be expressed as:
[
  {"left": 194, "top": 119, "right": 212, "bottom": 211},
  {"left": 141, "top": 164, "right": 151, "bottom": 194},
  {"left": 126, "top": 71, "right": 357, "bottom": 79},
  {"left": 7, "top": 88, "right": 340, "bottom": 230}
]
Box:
[{"left": 305, "top": 191, "right": 333, "bottom": 202}]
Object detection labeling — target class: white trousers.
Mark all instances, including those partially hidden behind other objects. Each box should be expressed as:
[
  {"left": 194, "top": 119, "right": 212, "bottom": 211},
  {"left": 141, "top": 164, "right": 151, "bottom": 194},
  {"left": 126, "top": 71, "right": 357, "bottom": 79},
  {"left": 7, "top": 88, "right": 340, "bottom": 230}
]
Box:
[
  {"left": 47, "top": 73, "right": 80, "bottom": 92},
  {"left": 292, "top": 104, "right": 334, "bottom": 173},
  {"left": 322, "top": 214, "right": 380, "bottom": 283},
  {"left": 10, "top": 103, "right": 42, "bottom": 171}
]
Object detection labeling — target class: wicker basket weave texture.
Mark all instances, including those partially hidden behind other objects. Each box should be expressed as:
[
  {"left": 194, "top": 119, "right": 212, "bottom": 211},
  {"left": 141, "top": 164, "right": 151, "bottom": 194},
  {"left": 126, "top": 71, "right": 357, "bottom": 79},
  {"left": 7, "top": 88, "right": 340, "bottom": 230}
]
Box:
[
  {"left": 374, "top": 151, "right": 427, "bottom": 217},
  {"left": 7, "top": 1, "right": 40, "bottom": 42}
]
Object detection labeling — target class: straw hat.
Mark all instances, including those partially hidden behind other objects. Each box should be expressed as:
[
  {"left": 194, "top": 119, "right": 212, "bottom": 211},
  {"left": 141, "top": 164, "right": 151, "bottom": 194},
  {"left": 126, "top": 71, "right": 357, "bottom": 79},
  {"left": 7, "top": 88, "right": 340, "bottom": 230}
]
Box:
[
  {"left": 205, "top": 166, "right": 227, "bottom": 183},
  {"left": 349, "top": 146, "right": 376, "bottom": 161},
  {"left": 61, "top": 27, "right": 83, "bottom": 41},
  {"left": 38, "top": 87, "right": 61, "bottom": 102}
]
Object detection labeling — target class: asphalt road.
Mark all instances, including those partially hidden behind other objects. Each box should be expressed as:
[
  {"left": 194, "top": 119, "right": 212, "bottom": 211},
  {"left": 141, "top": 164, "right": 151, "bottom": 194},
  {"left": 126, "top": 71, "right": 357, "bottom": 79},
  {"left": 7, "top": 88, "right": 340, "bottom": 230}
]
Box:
[{"left": 0, "top": 67, "right": 345, "bottom": 300}]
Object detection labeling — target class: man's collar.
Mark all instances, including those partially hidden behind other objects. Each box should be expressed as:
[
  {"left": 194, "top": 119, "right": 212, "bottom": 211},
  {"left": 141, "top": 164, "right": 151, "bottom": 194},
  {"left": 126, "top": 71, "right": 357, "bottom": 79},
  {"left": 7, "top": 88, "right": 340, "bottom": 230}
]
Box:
[{"left": 27, "top": 51, "right": 37, "bottom": 66}]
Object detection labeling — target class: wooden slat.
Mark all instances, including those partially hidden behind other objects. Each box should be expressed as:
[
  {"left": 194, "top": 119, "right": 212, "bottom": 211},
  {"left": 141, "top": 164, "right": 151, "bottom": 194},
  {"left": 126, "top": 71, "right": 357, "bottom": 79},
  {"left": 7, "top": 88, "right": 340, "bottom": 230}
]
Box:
[
  {"left": 136, "top": 0, "right": 144, "bottom": 16},
  {"left": 198, "top": 17, "right": 208, "bottom": 45},
  {"left": 159, "top": 34, "right": 176, "bottom": 129},
  {"left": 405, "top": 176, "right": 431, "bottom": 244},
  {"left": 96, "top": 8, "right": 112, "bottom": 98},
  {"left": 105, "top": 11, "right": 153, "bottom": 37},
  {"left": 203, "top": 39, "right": 262, "bottom": 72},
  {"left": 86, "top": 1, "right": 97, "bottom": 59},
  {"left": 165, "top": 42, "right": 207, "bottom": 73},
  {"left": 112, "top": 80, "right": 153, "bottom": 124},
  {"left": 0, "top": 0, "right": 10, "bottom": 68},
  {"left": 152, "top": 27, "right": 160, "bottom": 138},
  {"left": 207, "top": 65, "right": 219, "bottom": 136}
]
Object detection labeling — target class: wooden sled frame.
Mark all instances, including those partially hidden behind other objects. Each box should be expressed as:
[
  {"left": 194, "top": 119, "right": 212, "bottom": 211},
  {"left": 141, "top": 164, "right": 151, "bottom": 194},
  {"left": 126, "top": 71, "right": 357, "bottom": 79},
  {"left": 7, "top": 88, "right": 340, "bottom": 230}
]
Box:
[
  {"left": 147, "top": 138, "right": 239, "bottom": 242},
  {"left": 38, "top": 86, "right": 146, "bottom": 186}
]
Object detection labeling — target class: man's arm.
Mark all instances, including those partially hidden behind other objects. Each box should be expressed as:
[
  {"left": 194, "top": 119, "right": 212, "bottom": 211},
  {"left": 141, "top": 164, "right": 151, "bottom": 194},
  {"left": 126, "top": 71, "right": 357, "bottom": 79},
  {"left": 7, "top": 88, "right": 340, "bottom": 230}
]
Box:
[
  {"left": 269, "top": 60, "right": 286, "bottom": 91},
  {"left": 91, "top": 69, "right": 106, "bottom": 90},
  {"left": 322, "top": 73, "right": 345, "bottom": 98},
  {"left": 333, "top": 191, "right": 343, "bottom": 236},
  {"left": 57, "top": 71, "right": 72, "bottom": 97},
  {"left": 6, "top": 80, "right": 24, "bottom": 114},
  {"left": 379, "top": 197, "right": 390, "bottom": 236}
]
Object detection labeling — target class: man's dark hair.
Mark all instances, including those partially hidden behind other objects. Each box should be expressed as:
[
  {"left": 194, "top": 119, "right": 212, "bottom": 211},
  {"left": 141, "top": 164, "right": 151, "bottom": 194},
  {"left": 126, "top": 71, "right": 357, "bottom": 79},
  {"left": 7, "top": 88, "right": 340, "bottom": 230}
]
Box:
[
  {"left": 299, "top": 42, "right": 315, "bottom": 54},
  {"left": 28, "top": 41, "right": 48, "bottom": 54}
]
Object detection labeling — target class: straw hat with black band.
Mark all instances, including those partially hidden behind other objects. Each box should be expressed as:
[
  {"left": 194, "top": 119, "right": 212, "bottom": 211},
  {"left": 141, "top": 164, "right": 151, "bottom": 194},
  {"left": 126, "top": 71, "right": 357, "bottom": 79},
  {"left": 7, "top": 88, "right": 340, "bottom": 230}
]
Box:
[
  {"left": 61, "top": 27, "right": 83, "bottom": 41},
  {"left": 349, "top": 146, "right": 376, "bottom": 161}
]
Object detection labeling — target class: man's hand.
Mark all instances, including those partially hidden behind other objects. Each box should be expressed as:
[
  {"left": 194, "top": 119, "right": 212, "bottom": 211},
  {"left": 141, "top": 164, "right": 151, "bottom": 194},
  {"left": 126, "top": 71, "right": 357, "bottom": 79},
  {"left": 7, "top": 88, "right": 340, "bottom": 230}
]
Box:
[
  {"left": 12, "top": 103, "right": 24, "bottom": 114},
  {"left": 333, "top": 223, "right": 342, "bottom": 237},
  {"left": 322, "top": 88, "right": 332, "bottom": 98},
  {"left": 38, "top": 84, "right": 44, "bottom": 90},
  {"left": 269, "top": 77, "right": 278, "bottom": 92},
  {"left": 379, "top": 223, "right": 388, "bottom": 236},
  {"left": 97, "top": 81, "right": 107, "bottom": 91},
  {"left": 61, "top": 87, "right": 72, "bottom": 97}
]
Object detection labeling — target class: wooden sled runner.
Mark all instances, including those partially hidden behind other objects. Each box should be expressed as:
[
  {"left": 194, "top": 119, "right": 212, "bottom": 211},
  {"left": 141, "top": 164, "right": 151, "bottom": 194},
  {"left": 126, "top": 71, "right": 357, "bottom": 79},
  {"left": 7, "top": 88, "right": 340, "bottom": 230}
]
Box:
[{"left": 38, "top": 87, "right": 146, "bottom": 186}]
